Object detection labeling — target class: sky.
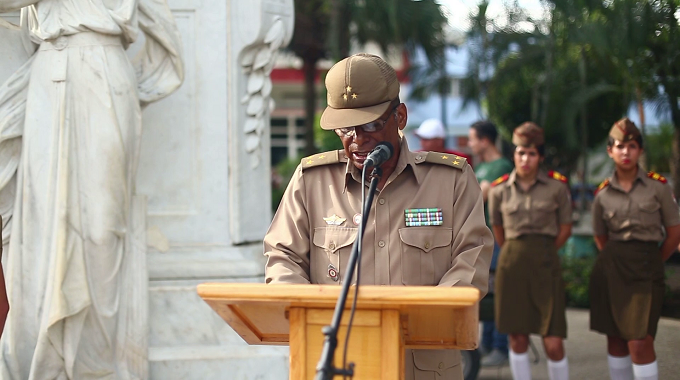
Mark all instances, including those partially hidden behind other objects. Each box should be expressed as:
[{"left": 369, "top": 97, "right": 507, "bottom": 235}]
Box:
[{"left": 438, "top": 0, "right": 546, "bottom": 31}]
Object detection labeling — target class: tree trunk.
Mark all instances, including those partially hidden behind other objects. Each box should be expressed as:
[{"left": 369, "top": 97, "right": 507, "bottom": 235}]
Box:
[
  {"left": 636, "top": 86, "right": 647, "bottom": 168},
  {"left": 579, "top": 50, "right": 588, "bottom": 213},
  {"left": 303, "top": 56, "right": 318, "bottom": 156},
  {"left": 673, "top": 128, "right": 680, "bottom": 200}
]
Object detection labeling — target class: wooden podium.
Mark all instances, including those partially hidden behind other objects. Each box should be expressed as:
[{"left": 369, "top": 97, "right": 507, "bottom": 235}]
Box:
[{"left": 198, "top": 283, "right": 480, "bottom": 380}]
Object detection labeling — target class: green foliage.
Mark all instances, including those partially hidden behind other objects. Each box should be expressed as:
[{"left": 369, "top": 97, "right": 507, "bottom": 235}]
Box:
[
  {"left": 271, "top": 155, "right": 303, "bottom": 213},
  {"left": 463, "top": 2, "right": 628, "bottom": 174},
  {"left": 313, "top": 112, "right": 344, "bottom": 152},
  {"left": 645, "top": 123, "right": 674, "bottom": 173},
  {"left": 560, "top": 255, "right": 595, "bottom": 308},
  {"left": 559, "top": 235, "right": 598, "bottom": 308}
]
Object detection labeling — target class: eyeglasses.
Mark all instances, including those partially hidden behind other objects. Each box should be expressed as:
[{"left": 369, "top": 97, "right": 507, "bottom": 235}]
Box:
[{"left": 335, "top": 105, "right": 399, "bottom": 137}]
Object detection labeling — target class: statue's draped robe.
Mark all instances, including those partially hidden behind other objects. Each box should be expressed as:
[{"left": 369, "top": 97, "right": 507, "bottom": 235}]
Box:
[{"left": 0, "top": 1, "right": 183, "bottom": 378}]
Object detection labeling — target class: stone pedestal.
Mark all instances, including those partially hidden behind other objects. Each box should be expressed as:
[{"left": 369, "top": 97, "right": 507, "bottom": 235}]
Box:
[{"left": 133, "top": 0, "right": 294, "bottom": 377}]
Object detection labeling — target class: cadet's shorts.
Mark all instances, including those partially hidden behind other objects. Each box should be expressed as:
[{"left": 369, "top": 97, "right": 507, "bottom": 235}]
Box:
[
  {"left": 495, "top": 234, "right": 567, "bottom": 337},
  {"left": 590, "top": 240, "right": 664, "bottom": 340}
]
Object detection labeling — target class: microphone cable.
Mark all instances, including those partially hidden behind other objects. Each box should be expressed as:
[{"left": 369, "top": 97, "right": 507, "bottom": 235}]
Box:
[{"left": 341, "top": 164, "right": 369, "bottom": 379}]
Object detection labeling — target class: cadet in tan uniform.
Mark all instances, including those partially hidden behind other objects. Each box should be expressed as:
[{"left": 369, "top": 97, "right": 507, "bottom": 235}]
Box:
[
  {"left": 590, "top": 118, "right": 680, "bottom": 380},
  {"left": 264, "top": 53, "right": 493, "bottom": 380},
  {"left": 488, "top": 122, "right": 572, "bottom": 380}
]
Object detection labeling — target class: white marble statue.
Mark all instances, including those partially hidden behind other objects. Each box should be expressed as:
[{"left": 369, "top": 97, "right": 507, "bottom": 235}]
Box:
[{"left": 0, "top": 0, "right": 184, "bottom": 378}]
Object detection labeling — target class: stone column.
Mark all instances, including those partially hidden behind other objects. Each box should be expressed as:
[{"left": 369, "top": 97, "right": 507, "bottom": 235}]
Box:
[{"left": 133, "top": 0, "right": 294, "bottom": 377}]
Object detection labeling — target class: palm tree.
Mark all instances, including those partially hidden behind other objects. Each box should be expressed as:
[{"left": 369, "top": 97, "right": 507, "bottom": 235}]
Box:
[{"left": 289, "top": 0, "right": 448, "bottom": 156}]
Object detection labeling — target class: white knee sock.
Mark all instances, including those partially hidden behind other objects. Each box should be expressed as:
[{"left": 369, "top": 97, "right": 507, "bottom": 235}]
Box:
[
  {"left": 509, "top": 350, "right": 532, "bottom": 380},
  {"left": 547, "top": 357, "right": 569, "bottom": 380},
  {"left": 608, "top": 355, "right": 633, "bottom": 380},
  {"left": 632, "top": 361, "right": 658, "bottom": 380}
]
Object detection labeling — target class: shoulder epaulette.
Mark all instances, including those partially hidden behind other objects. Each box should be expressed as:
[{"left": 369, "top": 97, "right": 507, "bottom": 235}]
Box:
[
  {"left": 419, "top": 151, "right": 467, "bottom": 170},
  {"left": 595, "top": 178, "right": 610, "bottom": 195},
  {"left": 491, "top": 174, "right": 510, "bottom": 187},
  {"left": 301, "top": 150, "right": 345, "bottom": 170},
  {"left": 548, "top": 170, "right": 568, "bottom": 183},
  {"left": 647, "top": 171, "right": 667, "bottom": 184}
]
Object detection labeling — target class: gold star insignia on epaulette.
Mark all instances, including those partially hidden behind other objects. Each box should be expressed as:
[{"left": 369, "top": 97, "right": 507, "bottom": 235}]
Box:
[
  {"left": 453, "top": 159, "right": 461, "bottom": 165},
  {"left": 343, "top": 94, "right": 348, "bottom": 100},
  {"left": 306, "top": 159, "right": 313, "bottom": 165},
  {"left": 441, "top": 155, "right": 448, "bottom": 159},
  {"left": 351, "top": 93, "right": 357, "bottom": 99},
  {"left": 318, "top": 155, "right": 325, "bottom": 159},
  {"left": 346, "top": 86, "right": 352, "bottom": 92}
]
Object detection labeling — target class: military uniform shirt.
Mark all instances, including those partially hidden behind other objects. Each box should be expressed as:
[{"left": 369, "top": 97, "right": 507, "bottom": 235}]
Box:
[
  {"left": 488, "top": 170, "right": 572, "bottom": 239},
  {"left": 592, "top": 168, "right": 680, "bottom": 242},
  {"left": 264, "top": 138, "right": 493, "bottom": 291}
]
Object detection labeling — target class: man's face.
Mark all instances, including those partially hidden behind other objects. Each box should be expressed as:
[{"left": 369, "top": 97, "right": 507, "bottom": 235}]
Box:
[
  {"left": 419, "top": 137, "right": 445, "bottom": 152},
  {"left": 467, "top": 128, "right": 486, "bottom": 156},
  {"left": 336, "top": 103, "right": 407, "bottom": 171}
]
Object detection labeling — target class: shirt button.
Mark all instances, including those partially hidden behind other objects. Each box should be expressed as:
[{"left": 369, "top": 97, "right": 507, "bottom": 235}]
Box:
[
  {"left": 425, "top": 242, "right": 431, "bottom": 249},
  {"left": 378, "top": 241, "right": 386, "bottom": 248},
  {"left": 379, "top": 198, "right": 385, "bottom": 205},
  {"left": 329, "top": 242, "right": 336, "bottom": 250},
  {"left": 438, "top": 362, "right": 444, "bottom": 369}
]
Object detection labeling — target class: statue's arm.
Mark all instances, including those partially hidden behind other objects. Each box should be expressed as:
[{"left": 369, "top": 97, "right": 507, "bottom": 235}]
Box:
[
  {"left": 134, "top": 0, "right": 184, "bottom": 105},
  {"left": 0, "top": 0, "right": 39, "bottom": 12}
]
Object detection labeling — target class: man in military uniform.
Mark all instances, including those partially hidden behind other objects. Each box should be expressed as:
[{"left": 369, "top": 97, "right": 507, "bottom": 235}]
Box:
[{"left": 264, "top": 53, "right": 493, "bottom": 380}]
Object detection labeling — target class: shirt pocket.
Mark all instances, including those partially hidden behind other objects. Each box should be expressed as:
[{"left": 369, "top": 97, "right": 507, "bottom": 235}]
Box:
[
  {"left": 637, "top": 201, "right": 661, "bottom": 227},
  {"left": 399, "top": 227, "right": 453, "bottom": 285},
  {"left": 501, "top": 202, "right": 522, "bottom": 228},
  {"left": 411, "top": 349, "right": 461, "bottom": 379},
  {"left": 532, "top": 200, "right": 558, "bottom": 226},
  {"left": 603, "top": 209, "right": 619, "bottom": 230},
  {"left": 312, "top": 227, "right": 357, "bottom": 284}
]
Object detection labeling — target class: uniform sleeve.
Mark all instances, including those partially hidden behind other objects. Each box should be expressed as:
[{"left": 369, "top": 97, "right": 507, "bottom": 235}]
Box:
[
  {"left": 556, "top": 182, "right": 573, "bottom": 225},
  {"left": 264, "top": 165, "right": 312, "bottom": 284},
  {"left": 658, "top": 183, "right": 680, "bottom": 227},
  {"left": 438, "top": 165, "right": 494, "bottom": 297},
  {"left": 487, "top": 186, "right": 503, "bottom": 226},
  {"left": 591, "top": 194, "right": 607, "bottom": 236}
]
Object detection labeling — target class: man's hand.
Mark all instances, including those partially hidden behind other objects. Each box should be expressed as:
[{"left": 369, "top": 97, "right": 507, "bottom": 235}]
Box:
[{"left": 480, "top": 180, "right": 491, "bottom": 202}]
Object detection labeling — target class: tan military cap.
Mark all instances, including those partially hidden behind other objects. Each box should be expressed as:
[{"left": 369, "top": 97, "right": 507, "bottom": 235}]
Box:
[
  {"left": 512, "top": 122, "right": 544, "bottom": 147},
  {"left": 320, "top": 53, "right": 400, "bottom": 130},
  {"left": 609, "top": 117, "right": 641, "bottom": 142}
]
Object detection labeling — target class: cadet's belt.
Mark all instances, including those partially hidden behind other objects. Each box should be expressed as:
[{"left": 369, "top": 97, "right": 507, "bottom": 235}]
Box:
[
  {"left": 510, "top": 234, "right": 555, "bottom": 241},
  {"left": 39, "top": 32, "right": 123, "bottom": 51}
]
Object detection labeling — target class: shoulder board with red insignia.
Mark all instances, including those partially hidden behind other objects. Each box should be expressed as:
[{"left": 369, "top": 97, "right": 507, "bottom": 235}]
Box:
[
  {"left": 548, "top": 170, "right": 568, "bottom": 183},
  {"left": 647, "top": 171, "right": 667, "bottom": 184},
  {"left": 595, "top": 178, "right": 610, "bottom": 195},
  {"left": 491, "top": 174, "right": 510, "bottom": 187}
]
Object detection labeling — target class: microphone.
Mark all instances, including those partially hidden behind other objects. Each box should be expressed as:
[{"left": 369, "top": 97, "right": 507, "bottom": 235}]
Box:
[{"left": 364, "top": 142, "right": 394, "bottom": 168}]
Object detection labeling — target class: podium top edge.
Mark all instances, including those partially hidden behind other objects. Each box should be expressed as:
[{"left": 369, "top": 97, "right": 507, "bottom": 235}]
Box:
[{"left": 197, "top": 283, "right": 480, "bottom": 306}]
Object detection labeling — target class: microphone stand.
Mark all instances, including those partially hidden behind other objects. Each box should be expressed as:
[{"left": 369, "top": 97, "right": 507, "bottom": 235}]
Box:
[{"left": 314, "top": 166, "right": 383, "bottom": 380}]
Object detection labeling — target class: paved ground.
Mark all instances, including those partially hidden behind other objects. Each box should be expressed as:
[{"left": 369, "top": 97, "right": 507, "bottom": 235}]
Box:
[{"left": 476, "top": 308, "right": 680, "bottom": 380}]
